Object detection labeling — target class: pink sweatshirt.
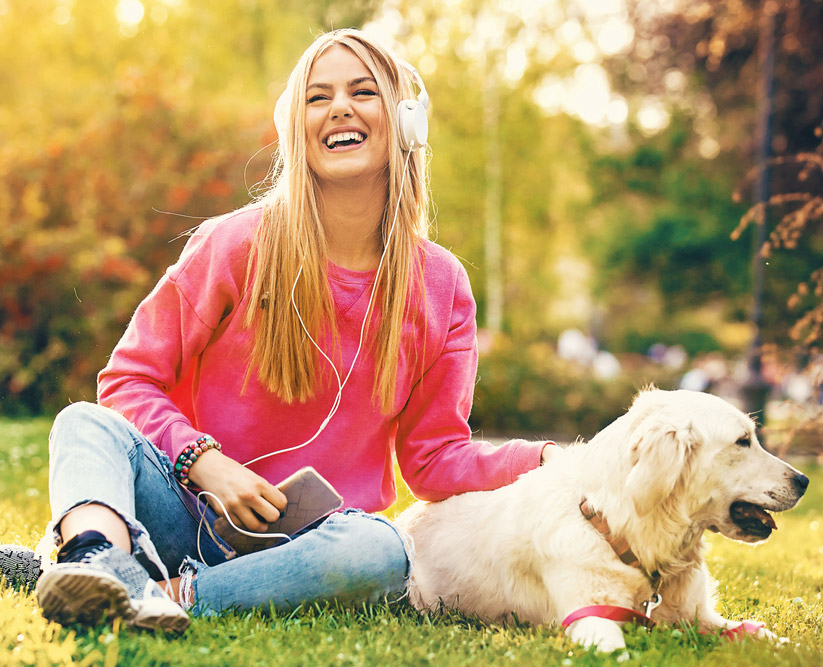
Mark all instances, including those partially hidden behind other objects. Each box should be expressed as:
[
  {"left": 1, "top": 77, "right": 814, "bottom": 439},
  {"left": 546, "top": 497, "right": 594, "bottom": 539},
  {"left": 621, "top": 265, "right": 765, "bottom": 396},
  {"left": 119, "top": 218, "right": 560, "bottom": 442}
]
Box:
[{"left": 98, "top": 205, "right": 544, "bottom": 512}]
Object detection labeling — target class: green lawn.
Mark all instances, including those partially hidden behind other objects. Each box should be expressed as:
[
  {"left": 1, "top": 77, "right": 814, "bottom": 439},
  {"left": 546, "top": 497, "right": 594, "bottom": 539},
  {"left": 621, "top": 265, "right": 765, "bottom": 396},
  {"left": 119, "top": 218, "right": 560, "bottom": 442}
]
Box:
[{"left": 1, "top": 417, "right": 822, "bottom": 666}]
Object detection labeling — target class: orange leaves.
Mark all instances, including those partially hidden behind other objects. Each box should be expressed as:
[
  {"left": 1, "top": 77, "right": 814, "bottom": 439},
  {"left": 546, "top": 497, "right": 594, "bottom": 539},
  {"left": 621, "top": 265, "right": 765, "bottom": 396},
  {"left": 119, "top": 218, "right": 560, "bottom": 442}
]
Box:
[
  {"left": 188, "top": 150, "right": 219, "bottom": 170},
  {"left": 0, "top": 252, "right": 67, "bottom": 287},
  {"left": 204, "top": 178, "right": 233, "bottom": 198},
  {"left": 732, "top": 126, "right": 823, "bottom": 353},
  {"left": 0, "top": 64, "right": 269, "bottom": 412},
  {"left": 100, "top": 255, "right": 143, "bottom": 282},
  {"left": 167, "top": 185, "right": 192, "bottom": 209}
]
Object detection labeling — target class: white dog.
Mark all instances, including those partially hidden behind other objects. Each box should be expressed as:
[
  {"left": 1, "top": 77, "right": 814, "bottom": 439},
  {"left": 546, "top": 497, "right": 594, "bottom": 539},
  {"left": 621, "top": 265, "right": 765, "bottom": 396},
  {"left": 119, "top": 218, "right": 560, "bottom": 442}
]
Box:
[{"left": 397, "top": 388, "right": 809, "bottom": 653}]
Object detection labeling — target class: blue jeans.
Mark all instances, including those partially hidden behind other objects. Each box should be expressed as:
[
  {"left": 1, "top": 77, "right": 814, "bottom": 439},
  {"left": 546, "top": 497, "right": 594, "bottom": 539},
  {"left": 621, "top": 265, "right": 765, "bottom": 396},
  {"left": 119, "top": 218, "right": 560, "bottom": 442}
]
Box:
[{"left": 47, "top": 402, "right": 411, "bottom": 616}]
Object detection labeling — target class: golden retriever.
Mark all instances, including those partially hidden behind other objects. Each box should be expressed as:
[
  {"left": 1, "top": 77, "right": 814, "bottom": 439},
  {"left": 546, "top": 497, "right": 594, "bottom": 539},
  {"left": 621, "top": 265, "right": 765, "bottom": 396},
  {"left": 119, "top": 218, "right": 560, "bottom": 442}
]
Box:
[{"left": 397, "top": 388, "right": 809, "bottom": 653}]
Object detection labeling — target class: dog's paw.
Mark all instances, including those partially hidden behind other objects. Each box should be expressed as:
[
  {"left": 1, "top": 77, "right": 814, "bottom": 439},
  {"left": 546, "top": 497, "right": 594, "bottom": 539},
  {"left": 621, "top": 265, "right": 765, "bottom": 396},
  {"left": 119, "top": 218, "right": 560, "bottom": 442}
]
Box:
[{"left": 566, "top": 617, "right": 626, "bottom": 653}]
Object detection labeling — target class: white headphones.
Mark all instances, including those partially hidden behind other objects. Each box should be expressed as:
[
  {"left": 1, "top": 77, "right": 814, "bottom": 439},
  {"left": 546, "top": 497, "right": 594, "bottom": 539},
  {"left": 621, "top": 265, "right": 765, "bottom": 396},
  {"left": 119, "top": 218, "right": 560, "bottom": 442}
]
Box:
[
  {"left": 273, "top": 57, "right": 429, "bottom": 152},
  {"left": 396, "top": 60, "right": 429, "bottom": 151}
]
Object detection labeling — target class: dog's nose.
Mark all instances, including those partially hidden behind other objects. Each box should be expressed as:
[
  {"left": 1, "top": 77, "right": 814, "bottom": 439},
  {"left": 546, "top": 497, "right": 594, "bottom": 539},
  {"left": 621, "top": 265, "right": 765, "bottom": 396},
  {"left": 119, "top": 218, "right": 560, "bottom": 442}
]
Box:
[{"left": 793, "top": 472, "right": 809, "bottom": 496}]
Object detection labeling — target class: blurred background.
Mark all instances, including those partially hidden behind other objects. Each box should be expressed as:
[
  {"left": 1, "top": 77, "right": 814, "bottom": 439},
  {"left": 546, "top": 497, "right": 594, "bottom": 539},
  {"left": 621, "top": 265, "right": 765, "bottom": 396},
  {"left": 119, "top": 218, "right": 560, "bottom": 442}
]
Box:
[{"left": 0, "top": 0, "right": 820, "bottom": 452}]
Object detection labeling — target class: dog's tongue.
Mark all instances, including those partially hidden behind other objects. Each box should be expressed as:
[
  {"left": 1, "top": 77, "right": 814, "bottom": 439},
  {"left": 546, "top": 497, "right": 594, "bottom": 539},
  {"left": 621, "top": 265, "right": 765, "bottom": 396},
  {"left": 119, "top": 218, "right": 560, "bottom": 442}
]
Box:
[{"left": 730, "top": 501, "right": 777, "bottom": 531}]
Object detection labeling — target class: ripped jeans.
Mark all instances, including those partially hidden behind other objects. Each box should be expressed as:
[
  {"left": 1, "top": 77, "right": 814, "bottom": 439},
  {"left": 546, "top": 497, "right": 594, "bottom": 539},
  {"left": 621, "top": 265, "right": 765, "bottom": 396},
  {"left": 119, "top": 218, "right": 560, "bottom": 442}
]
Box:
[{"left": 46, "top": 402, "right": 411, "bottom": 616}]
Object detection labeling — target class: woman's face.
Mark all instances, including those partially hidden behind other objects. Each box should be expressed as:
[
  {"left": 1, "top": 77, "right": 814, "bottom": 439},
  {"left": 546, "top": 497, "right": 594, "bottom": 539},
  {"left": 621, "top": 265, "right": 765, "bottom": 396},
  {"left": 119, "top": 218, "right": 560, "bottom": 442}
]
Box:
[{"left": 304, "top": 44, "right": 389, "bottom": 188}]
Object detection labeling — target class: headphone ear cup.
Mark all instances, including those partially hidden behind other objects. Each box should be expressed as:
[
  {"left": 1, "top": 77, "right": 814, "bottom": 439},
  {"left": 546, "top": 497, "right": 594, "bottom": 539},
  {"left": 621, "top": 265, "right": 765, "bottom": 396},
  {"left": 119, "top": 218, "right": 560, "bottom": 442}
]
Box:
[{"left": 397, "top": 98, "right": 428, "bottom": 150}]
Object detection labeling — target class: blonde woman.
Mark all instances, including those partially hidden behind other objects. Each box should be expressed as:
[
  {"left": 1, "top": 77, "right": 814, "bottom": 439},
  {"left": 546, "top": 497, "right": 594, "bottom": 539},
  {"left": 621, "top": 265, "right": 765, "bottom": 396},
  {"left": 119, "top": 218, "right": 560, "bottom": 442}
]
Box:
[{"left": 20, "top": 29, "right": 553, "bottom": 630}]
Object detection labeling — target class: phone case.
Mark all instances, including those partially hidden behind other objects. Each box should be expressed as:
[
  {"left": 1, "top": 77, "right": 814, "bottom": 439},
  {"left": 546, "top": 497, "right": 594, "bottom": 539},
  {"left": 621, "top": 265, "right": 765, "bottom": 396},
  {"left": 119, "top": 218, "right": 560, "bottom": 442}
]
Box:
[{"left": 214, "top": 466, "right": 344, "bottom": 555}]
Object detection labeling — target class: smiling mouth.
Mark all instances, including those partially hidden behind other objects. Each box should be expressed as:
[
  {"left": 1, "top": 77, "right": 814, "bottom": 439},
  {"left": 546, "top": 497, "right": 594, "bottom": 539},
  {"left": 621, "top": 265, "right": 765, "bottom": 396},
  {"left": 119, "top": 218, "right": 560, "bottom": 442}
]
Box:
[
  {"left": 325, "top": 131, "right": 366, "bottom": 149},
  {"left": 729, "top": 501, "right": 777, "bottom": 539}
]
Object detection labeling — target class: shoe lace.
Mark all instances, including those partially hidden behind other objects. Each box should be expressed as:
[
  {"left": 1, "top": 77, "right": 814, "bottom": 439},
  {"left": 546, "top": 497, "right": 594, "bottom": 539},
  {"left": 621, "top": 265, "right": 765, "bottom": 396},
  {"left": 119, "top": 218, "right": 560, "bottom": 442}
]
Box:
[
  {"left": 135, "top": 533, "right": 175, "bottom": 600},
  {"left": 76, "top": 542, "right": 111, "bottom": 563}
]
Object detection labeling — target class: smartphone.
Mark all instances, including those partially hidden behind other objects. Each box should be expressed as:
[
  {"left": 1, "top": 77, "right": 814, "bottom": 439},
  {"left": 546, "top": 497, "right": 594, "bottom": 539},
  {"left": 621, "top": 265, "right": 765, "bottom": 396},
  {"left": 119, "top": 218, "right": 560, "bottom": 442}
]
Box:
[{"left": 214, "top": 466, "right": 344, "bottom": 555}]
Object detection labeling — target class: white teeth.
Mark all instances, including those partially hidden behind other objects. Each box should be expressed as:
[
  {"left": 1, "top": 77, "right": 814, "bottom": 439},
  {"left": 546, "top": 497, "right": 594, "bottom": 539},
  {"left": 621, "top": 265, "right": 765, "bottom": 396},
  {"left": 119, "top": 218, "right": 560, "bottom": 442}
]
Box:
[{"left": 325, "top": 131, "right": 365, "bottom": 148}]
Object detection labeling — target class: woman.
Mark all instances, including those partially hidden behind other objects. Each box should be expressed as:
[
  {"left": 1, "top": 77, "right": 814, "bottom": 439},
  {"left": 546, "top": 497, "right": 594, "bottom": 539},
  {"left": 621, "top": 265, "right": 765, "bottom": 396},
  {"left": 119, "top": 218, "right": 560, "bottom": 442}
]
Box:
[{"left": 12, "top": 29, "right": 552, "bottom": 630}]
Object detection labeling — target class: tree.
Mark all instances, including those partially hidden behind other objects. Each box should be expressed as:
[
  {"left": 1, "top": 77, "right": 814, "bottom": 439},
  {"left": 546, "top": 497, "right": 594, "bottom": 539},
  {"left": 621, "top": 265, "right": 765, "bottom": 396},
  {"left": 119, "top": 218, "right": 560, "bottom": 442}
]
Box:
[
  {"left": 0, "top": 0, "right": 378, "bottom": 414},
  {"left": 367, "top": 0, "right": 598, "bottom": 340},
  {"left": 583, "top": 118, "right": 755, "bottom": 355},
  {"left": 591, "top": 0, "right": 823, "bottom": 356}
]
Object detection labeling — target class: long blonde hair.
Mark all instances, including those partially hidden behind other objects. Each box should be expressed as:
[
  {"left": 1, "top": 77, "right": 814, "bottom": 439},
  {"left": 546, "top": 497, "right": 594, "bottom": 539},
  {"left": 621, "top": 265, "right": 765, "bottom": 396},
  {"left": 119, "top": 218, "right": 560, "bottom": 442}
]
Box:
[{"left": 244, "top": 29, "right": 430, "bottom": 414}]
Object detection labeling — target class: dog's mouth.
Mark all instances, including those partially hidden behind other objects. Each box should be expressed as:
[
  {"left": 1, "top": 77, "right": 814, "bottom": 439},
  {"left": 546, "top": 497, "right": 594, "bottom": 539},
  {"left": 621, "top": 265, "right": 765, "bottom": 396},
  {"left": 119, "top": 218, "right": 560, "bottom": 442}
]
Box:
[{"left": 728, "top": 500, "right": 777, "bottom": 539}]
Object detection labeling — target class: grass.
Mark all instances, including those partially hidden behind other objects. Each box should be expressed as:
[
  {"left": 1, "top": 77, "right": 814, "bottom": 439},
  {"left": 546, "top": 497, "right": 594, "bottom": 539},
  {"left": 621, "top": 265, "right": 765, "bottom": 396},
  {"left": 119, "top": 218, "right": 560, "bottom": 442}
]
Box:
[{"left": 1, "top": 416, "right": 822, "bottom": 665}]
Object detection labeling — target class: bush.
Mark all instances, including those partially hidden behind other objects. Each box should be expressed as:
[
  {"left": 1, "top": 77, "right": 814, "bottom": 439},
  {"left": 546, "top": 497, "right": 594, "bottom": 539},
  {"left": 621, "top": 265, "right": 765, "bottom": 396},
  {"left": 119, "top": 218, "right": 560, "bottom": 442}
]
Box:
[
  {"left": 470, "top": 338, "right": 680, "bottom": 441},
  {"left": 0, "top": 67, "right": 270, "bottom": 414}
]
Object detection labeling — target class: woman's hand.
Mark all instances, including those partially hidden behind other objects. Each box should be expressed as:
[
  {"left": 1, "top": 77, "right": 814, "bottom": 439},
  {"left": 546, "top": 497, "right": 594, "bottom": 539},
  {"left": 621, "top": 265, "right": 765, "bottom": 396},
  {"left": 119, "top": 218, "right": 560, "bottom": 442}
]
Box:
[{"left": 186, "top": 449, "right": 288, "bottom": 532}]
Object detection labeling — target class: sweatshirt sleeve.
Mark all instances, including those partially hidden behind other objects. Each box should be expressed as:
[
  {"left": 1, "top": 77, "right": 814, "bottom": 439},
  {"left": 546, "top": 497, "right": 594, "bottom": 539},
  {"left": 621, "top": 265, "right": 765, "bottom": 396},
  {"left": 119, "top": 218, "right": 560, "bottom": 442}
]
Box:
[
  {"left": 394, "top": 259, "right": 545, "bottom": 501},
  {"left": 97, "top": 214, "right": 249, "bottom": 462}
]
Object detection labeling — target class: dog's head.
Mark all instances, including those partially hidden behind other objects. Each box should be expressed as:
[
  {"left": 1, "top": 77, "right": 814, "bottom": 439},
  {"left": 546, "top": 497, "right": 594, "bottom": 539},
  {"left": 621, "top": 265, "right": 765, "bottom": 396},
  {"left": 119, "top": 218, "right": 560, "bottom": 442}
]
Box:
[{"left": 621, "top": 388, "right": 808, "bottom": 543}]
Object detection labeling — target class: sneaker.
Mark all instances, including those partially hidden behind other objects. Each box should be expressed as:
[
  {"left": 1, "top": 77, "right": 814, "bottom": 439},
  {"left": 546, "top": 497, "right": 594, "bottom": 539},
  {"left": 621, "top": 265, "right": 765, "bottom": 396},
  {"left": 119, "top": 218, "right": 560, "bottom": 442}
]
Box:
[
  {"left": 35, "top": 530, "right": 190, "bottom": 632},
  {"left": 0, "top": 544, "right": 43, "bottom": 590}
]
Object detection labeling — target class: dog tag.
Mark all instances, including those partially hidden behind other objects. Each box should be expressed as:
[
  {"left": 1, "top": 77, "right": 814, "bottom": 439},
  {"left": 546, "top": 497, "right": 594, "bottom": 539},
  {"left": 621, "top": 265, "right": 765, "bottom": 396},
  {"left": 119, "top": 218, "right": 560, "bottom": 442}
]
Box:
[{"left": 642, "top": 593, "right": 662, "bottom": 618}]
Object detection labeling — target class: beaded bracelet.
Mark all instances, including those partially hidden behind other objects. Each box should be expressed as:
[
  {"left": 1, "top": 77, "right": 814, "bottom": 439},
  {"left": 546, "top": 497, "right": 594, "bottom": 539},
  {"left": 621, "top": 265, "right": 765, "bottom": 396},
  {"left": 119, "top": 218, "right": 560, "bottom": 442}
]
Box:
[{"left": 173, "top": 435, "right": 222, "bottom": 486}]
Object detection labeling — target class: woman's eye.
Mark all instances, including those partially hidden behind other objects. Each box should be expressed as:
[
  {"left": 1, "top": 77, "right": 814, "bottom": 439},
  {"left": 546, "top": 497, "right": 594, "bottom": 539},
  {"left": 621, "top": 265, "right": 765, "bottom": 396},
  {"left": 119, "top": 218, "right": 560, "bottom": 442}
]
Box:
[{"left": 307, "top": 89, "right": 376, "bottom": 105}]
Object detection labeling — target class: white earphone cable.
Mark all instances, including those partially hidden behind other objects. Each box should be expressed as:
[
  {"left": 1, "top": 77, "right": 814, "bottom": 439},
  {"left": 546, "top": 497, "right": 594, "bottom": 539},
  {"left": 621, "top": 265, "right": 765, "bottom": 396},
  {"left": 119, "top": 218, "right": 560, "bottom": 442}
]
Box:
[
  {"left": 195, "top": 149, "right": 415, "bottom": 559},
  {"left": 242, "top": 147, "right": 413, "bottom": 467}
]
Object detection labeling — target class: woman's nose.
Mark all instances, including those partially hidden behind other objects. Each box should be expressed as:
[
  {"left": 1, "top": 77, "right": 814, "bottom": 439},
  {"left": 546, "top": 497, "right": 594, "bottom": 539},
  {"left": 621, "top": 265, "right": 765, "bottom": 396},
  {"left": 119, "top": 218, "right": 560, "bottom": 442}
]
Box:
[{"left": 330, "top": 94, "right": 353, "bottom": 119}]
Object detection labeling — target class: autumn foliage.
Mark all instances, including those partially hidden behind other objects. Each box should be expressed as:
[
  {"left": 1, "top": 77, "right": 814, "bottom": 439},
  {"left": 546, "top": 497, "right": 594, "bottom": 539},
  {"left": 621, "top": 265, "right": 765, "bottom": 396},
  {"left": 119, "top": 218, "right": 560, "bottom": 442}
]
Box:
[
  {"left": 1, "top": 0, "right": 820, "bottom": 431},
  {"left": 0, "top": 66, "right": 271, "bottom": 413}
]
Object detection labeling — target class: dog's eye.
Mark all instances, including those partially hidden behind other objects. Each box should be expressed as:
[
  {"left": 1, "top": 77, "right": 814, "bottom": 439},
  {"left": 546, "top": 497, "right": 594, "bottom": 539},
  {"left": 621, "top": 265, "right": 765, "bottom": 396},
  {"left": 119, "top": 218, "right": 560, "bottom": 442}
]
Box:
[{"left": 735, "top": 435, "right": 751, "bottom": 447}]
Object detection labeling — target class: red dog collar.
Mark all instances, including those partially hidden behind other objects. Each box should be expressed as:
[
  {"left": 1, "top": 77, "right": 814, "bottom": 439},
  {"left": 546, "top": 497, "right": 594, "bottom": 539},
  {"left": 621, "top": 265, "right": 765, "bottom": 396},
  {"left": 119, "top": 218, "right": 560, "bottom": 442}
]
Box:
[
  {"left": 562, "top": 607, "right": 766, "bottom": 642},
  {"left": 721, "top": 620, "right": 766, "bottom": 640},
  {"left": 562, "top": 605, "right": 656, "bottom": 629}
]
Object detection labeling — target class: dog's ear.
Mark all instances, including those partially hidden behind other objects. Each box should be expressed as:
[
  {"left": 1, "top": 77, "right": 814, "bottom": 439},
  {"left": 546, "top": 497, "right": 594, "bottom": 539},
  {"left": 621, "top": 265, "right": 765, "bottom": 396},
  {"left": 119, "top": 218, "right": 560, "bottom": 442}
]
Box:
[{"left": 625, "top": 414, "right": 695, "bottom": 517}]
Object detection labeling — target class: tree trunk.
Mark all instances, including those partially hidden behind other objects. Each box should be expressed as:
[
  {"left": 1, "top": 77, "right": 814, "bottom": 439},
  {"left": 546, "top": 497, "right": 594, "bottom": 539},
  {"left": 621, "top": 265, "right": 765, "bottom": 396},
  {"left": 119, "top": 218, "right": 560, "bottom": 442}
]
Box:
[{"left": 483, "top": 72, "right": 503, "bottom": 336}]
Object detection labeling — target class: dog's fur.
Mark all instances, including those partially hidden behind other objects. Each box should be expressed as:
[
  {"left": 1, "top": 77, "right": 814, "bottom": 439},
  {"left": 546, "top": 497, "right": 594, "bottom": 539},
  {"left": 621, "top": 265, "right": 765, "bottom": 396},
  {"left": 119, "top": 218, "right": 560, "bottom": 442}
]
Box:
[{"left": 397, "top": 389, "right": 808, "bottom": 652}]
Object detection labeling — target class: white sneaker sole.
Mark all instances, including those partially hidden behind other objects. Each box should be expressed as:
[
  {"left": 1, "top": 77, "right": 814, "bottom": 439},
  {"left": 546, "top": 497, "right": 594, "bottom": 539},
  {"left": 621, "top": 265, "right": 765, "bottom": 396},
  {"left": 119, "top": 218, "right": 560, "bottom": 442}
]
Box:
[{"left": 36, "top": 566, "right": 190, "bottom": 633}]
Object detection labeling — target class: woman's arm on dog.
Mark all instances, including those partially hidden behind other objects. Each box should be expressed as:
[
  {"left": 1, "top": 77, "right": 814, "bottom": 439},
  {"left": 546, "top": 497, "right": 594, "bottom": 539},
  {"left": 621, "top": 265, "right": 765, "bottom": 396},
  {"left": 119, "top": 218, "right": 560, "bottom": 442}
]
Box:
[{"left": 394, "top": 264, "right": 545, "bottom": 501}]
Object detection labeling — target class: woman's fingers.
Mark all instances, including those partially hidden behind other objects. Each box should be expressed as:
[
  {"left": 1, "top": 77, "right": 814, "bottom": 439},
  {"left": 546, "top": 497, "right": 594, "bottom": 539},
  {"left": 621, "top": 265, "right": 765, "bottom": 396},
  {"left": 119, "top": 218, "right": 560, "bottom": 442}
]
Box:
[
  {"left": 248, "top": 499, "right": 281, "bottom": 525},
  {"left": 188, "top": 449, "right": 290, "bottom": 532},
  {"left": 233, "top": 506, "right": 270, "bottom": 533},
  {"left": 263, "top": 485, "right": 289, "bottom": 512},
  {"left": 229, "top": 481, "right": 284, "bottom": 529}
]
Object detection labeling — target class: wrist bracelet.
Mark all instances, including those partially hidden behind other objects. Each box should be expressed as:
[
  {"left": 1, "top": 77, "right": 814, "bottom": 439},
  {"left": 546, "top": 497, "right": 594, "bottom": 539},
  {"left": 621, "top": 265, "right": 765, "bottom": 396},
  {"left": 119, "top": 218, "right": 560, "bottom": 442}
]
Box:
[{"left": 174, "top": 435, "right": 222, "bottom": 486}]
